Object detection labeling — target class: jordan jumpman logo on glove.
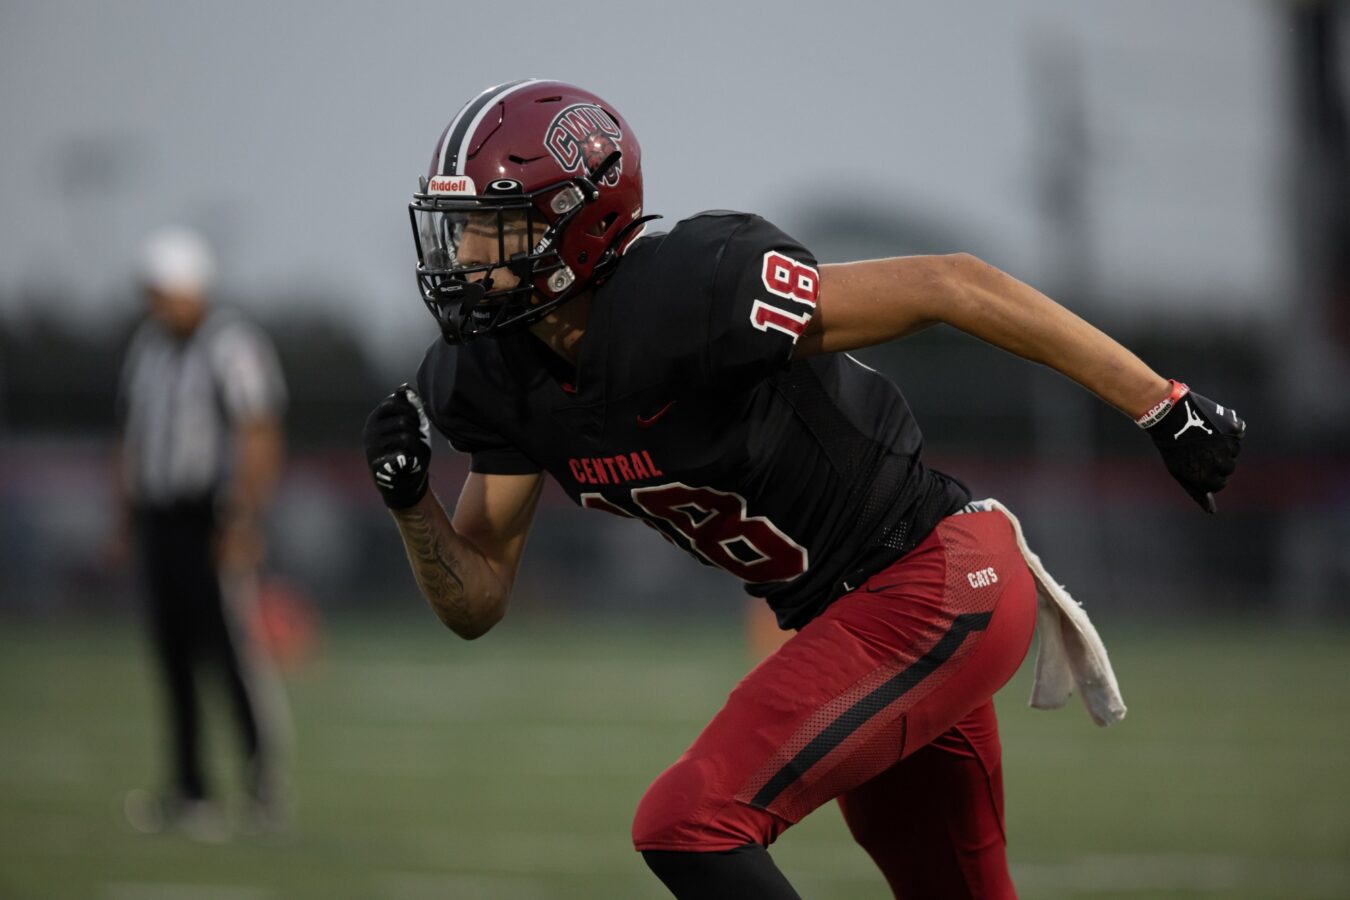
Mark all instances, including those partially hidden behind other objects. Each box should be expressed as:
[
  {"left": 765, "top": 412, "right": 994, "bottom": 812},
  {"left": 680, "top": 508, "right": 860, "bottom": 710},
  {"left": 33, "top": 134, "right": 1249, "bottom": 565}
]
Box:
[{"left": 1141, "top": 381, "right": 1245, "bottom": 514}]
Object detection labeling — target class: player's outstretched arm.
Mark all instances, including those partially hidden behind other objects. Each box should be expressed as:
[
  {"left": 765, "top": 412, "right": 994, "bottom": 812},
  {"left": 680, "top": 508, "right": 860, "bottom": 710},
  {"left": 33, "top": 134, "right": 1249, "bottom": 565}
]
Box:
[
  {"left": 364, "top": 386, "right": 543, "bottom": 637},
  {"left": 800, "top": 254, "right": 1244, "bottom": 510},
  {"left": 802, "top": 253, "right": 1170, "bottom": 417}
]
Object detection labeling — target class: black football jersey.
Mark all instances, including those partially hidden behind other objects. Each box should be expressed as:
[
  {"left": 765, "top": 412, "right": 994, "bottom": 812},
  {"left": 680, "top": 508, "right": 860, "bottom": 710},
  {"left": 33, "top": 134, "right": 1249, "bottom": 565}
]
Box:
[{"left": 417, "top": 211, "right": 970, "bottom": 629}]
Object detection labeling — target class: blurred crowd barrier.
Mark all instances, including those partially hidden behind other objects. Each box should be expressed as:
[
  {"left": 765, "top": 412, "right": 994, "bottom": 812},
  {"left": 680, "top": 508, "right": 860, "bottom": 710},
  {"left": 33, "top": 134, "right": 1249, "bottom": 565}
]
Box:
[{"left": 3, "top": 439, "right": 1347, "bottom": 621}]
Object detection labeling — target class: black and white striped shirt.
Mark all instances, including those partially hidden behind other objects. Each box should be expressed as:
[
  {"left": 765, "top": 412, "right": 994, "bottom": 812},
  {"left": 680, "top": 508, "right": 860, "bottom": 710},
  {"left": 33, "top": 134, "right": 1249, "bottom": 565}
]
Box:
[{"left": 118, "top": 310, "right": 286, "bottom": 506}]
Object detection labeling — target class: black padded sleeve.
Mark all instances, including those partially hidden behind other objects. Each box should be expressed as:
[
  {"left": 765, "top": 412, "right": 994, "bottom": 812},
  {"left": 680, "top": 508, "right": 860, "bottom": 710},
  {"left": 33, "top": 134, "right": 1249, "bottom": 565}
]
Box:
[{"left": 416, "top": 341, "right": 540, "bottom": 475}]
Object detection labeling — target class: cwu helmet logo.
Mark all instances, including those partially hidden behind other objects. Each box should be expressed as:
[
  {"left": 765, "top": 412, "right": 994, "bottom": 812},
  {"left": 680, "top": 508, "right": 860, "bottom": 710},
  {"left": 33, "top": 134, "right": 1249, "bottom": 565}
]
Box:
[{"left": 545, "top": 103, "right": 623, "bottom": 186}]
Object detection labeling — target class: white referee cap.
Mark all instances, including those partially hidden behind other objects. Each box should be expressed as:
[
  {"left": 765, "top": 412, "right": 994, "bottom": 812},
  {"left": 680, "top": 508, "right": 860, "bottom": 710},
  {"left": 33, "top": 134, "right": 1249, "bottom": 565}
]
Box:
[{"left": 140, "top": 227, "right": 215, "bottom": 294}]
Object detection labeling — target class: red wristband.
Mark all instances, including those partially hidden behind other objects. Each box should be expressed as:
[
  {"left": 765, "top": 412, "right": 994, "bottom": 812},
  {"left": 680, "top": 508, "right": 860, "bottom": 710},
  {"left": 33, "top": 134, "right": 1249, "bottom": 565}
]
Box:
[{"left": 1135, "top": 379, "right": 1190, "bottom": 429}]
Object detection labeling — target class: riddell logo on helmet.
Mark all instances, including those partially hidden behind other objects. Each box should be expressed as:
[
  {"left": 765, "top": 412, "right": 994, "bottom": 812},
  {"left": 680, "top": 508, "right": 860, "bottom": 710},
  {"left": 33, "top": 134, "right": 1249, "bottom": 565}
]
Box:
[
  {"left": 428, "top": 176, "right": 476, "bottom": 195},
  {"left": 545, "top": 104, "right": 623, "bottom": 186}
]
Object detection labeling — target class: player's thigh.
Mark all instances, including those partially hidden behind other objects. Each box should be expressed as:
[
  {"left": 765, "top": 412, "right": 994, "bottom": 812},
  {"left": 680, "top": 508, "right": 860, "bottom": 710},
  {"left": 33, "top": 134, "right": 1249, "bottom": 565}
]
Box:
[
  {"left": 741, "top": 511, "right": 1035, "bottom": 821},
  {"left": 633, "top": 510, "right": 1036, "bottom": 850},
  {"left": 632, "top": 612, "right": 892, "bottom": 850}
]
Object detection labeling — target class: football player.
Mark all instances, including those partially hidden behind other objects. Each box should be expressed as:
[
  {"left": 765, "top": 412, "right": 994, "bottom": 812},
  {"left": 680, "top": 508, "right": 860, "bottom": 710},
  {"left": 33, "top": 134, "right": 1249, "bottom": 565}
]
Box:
[{"left": 363, "top": 80, "right": 1244, "bottom": 899}]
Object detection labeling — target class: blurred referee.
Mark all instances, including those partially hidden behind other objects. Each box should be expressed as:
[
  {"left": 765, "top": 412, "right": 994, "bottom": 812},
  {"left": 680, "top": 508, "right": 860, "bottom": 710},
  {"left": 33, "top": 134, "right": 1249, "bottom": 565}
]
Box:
[{"left": 115, "top": 227, "right": 289, "bottom": 839}]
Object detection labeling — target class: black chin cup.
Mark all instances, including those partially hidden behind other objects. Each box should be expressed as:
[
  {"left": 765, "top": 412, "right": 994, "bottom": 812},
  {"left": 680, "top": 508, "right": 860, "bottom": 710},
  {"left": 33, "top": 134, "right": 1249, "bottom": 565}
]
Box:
[{"left": 424, "top": 278, "right": 486, "bottom": 345}]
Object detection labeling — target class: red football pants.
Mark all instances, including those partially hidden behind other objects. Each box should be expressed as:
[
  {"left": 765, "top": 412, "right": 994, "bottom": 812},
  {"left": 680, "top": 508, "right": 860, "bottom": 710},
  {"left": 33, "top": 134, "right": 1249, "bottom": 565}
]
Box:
[{"left": 632, "top": 509, "right": 1038, "bottom": 899}]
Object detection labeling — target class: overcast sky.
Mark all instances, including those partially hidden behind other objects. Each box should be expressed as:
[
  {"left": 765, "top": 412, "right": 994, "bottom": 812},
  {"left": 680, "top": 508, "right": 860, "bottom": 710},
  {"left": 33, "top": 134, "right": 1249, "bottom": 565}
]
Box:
[{"left": 0, "top": 0, "right": 1289, "bottom": 356}]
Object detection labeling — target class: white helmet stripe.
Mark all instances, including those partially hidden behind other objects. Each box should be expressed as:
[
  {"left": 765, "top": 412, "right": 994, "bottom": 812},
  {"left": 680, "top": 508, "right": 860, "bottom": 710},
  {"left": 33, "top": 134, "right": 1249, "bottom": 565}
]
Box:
[
  {"left": 437, "top": 78, "right": 543, "bottom": 176},
  {"left": 436, "top": 83, "right": 510, "bottom": 175}
]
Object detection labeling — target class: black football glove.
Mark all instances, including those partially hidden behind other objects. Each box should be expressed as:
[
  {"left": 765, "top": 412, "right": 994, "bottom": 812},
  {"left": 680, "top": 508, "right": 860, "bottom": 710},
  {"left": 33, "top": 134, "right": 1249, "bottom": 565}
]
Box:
[
  {"left": 363, "top": 384, "right": 432, "bottom": 510},
  {"left": 1141, "top": 381, "right": 1245, "bottom": 514}
]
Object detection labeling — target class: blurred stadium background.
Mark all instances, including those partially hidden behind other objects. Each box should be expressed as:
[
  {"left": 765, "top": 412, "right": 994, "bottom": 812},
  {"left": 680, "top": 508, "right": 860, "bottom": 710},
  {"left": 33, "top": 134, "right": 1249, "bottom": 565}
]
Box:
[{"left": 2, "top": 1, "right": 1348, "bottom": 898}]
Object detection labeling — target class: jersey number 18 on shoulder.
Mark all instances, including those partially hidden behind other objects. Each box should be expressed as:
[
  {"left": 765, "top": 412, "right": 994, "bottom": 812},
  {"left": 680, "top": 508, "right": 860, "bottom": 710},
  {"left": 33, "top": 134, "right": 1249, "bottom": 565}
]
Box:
[{"left": 750, "top": 251, "right": 819, "bottom": 343}]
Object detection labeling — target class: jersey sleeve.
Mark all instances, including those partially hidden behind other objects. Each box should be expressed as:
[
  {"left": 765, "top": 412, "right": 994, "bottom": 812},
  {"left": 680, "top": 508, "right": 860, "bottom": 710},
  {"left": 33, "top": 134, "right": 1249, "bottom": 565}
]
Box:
[
  {"left": 415, "top": 342, "right": 540, "bottom": 476},
  {"left": 211, "top": 319, "right": 288, "bottom": 422},
  {"left": 703, "top": 215, "right": 820, "bottom": 390}
]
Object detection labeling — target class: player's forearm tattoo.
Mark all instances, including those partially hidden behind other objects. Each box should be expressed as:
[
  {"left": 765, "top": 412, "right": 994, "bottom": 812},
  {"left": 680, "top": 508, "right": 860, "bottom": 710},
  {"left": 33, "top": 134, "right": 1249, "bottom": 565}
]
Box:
[{"left": 400, "top": 509, "right": 467, "bottom": 609}]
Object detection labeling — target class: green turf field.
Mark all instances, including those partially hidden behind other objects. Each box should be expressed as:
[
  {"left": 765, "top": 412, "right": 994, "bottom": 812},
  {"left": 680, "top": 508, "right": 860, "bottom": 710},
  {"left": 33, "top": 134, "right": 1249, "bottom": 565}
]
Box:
[{"left": 1, "top": 614, "right": 1347, "bottom": 899}]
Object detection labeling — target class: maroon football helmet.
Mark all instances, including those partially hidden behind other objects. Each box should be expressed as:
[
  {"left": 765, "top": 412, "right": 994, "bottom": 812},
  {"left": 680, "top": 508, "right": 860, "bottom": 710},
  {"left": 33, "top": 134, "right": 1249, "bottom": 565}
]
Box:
[{"left": 410, "top": 79, "right": 653, "bottom": 343}]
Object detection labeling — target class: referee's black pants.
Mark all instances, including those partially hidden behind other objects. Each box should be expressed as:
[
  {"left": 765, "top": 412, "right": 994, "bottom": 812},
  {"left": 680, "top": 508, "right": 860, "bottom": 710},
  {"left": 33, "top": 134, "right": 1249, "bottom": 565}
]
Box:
[{"left": 136, "top": 499, "right": 265, "bottom": 802}]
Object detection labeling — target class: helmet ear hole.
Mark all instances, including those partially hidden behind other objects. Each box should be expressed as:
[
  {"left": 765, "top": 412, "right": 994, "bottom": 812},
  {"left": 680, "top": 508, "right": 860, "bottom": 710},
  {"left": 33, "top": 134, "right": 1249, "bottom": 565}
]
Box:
[{"left": 588, "top": 212, "right": 618, "bottom": 237}]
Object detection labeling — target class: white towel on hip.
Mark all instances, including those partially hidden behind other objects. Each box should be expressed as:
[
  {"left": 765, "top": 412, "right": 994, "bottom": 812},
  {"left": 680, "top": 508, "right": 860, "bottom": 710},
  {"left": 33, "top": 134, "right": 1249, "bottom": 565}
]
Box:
[{"left": 964, "top": 498, "right": 1127, "bottom": 727}]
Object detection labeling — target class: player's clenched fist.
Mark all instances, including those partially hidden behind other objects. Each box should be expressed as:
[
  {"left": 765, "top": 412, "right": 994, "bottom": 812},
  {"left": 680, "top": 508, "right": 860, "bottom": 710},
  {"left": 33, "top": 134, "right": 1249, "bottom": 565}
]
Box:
[
  {"left": 363, "top": 384, "right": 432, "bottom": 510},
  {"left": 1138, "top": 380, "right": 1245, "bottom": 514}
]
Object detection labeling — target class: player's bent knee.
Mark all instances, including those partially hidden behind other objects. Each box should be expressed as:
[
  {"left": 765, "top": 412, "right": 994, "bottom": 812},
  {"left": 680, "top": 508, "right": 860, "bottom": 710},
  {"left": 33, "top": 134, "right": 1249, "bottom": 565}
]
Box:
[
  {"left": 632, "top": 756, "right": 769, "bottom": 852},
  {"left": 632, "top": 757, "right": 716, "bottom": 849}
]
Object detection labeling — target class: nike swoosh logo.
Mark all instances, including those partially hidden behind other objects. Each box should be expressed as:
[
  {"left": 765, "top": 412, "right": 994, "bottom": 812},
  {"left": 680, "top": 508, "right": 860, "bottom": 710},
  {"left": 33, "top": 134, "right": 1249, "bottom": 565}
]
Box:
[{"left": 636, "top": 400, "right": 676, "bottom": 428}]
